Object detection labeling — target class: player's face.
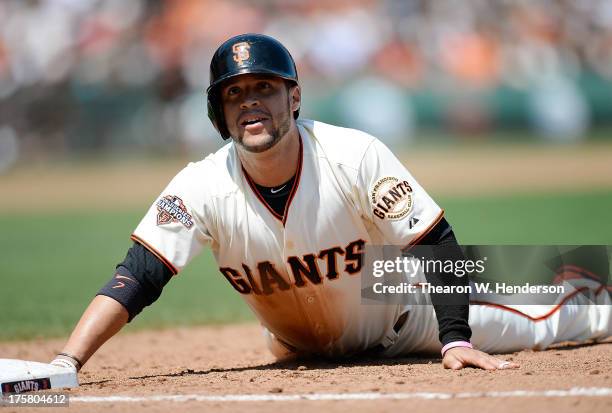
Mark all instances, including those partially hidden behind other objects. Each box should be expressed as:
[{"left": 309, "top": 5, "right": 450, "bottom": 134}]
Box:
[{"left": 221, "top": 74, "right": 300, "bottom": 153}]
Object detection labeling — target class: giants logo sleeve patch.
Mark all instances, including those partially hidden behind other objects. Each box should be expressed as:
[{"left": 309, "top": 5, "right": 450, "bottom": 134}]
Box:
[
  {"left": 156, "top": 195, "right": 194, "bottom": 229},
  {"left": 370, "top": 177, "right": 413, "bottom": 220}
]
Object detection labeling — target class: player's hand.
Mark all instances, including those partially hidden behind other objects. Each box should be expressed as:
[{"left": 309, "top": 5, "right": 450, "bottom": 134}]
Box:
[{"left": 442, "top": 347, "right": 519, "bottom": 370}]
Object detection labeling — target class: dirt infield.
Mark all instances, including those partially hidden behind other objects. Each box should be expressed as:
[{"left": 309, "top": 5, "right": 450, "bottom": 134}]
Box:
[{"left": 1, "top": 324, "right": 610, "bottom": 413}]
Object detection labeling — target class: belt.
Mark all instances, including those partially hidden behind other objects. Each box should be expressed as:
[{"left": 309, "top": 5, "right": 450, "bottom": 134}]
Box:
[{"left": 370, "top": 310, "right": 409, "bottom": 354}]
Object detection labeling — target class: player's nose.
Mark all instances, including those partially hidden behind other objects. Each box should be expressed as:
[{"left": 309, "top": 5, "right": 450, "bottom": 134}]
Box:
[{"left": 240, "top": 97, "right": 260, "bottom": 110}]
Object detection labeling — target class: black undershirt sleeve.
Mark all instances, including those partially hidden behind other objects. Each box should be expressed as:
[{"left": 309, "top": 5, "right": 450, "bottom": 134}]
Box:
[
  {"left": 97, "top": 241, "right": 174, "bottom": 322},
  {"left": 411, "top": 218, "right": 472, "bottom": 346}
]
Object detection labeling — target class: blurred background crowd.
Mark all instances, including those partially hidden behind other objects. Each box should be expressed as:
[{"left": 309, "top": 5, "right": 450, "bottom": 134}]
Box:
[{"left": 1, "top": 0, "right": 611, "bottom": 170}]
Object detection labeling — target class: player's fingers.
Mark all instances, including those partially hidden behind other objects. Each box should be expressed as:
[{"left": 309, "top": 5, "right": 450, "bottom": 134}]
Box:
[
  {"left": 444, "top": 349, "right": 518, "bottom": 371},
  {"left": 494, "top": 358, "right": 520, "bottom": 369},
  {"left": 485, "top": 355, "right": 519, "bottom": 370},
  {"left": 478, "top": 357, "right": 500, "bottom": 370},
  {"left": 443, "top": 358, "right": 463, "bottom": 370},
  {"left": 465, "top": 352, "right": 500, "bottom": 370}
]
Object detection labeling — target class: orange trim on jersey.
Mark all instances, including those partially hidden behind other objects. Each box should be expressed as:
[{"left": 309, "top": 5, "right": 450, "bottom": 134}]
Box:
[
  {"left": 553, "top": 266, "right": 610, "bottom": 295},
  {"left": 470, "top": 286, "right": 590, "bottom": 322},
  {"left": 242, "top": 135, "right": 304, "bottom": 226},
  {"left": 130, "top": 234, "right": 179, "bottom": 275},
  {"left": 401, "top": 209, "right": 445, "bottom": 252},
  {"left": 281, "top": 136, "right": 303, "bottom": 225},
  {"left": 243, "top": 172, "right": 284, "bottom": 220},
  {"left": 557, "top": 264, "right": 602, "bottom": 282}
]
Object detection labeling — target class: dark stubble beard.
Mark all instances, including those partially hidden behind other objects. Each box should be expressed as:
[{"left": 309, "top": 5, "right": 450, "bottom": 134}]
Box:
[{"left": 235, "top": 102, "right": 293, "bottom": 154}]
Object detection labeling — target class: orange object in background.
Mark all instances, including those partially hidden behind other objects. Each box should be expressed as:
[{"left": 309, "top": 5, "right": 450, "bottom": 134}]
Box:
[
  {"left": 373, "top": 39, "right": 424, "bottom": 88},
  {"left": 440, "top": 32, "right": 500, "bottom": 88}
]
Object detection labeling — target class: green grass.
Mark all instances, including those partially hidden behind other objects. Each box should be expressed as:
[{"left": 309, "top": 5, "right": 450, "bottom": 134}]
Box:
[
  {"left": 440, "top": 190, "right": 612, "bottom": 244},
  {"left": 1, "top": 190, "right": 611, "bottom": 341},
  {"left": 0, "top": 211, "right": 253, "bottom": 341}
]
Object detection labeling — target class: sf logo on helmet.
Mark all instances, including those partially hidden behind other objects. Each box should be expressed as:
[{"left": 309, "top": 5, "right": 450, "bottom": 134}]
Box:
[{"left": 232, "top": 42, "right": 251, "bottom": 65}]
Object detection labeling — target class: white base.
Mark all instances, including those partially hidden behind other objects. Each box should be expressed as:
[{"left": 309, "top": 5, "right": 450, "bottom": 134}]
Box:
[{"left": 0, "top": 359, "right": 78, "bottom": 394}]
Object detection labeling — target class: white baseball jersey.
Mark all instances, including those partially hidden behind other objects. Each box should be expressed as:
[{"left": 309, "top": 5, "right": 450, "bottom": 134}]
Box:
[
  {"left": 132, "top": 119, "right": 444, "bottom": 356},
  {"left": 132, "top": 119, "right": 611, "bottom": 357}
]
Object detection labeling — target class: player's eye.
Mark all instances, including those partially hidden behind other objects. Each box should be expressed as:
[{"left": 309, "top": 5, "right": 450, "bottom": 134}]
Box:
[
  {"left": 258, "top": 81, "right": 272, "bottom": 90},
  {"left": 226, "top": 86, "right": 241, "bottom": 96}
]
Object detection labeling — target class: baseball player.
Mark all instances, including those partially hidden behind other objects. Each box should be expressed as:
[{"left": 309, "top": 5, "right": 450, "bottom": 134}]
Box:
[{"left": 50, "top": 34, "right": 610, "bottom": 375}]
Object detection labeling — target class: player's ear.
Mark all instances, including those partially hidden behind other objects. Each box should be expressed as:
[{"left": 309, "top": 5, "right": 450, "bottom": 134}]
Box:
[{"left": 289, "top": 84, "right": 301, "bottom": 113}]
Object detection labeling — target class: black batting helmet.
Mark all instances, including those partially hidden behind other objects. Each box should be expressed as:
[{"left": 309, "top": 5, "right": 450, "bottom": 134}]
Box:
[{"left": 206, "top": 33, "right": 299, "bottom": 140}]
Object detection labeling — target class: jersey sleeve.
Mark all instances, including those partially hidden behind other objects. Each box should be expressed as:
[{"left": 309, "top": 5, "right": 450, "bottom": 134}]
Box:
[
  {"left": 356, "top": 139, "right": 443, "bottom": 248},
  {"left": 131, "top": 164, "right": 214, "bottom": 274}
]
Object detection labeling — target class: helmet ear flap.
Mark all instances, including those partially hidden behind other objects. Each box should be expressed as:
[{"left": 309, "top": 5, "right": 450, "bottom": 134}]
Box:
[{"left": 207, "top": 91, "right": 231, "bottom": 140}]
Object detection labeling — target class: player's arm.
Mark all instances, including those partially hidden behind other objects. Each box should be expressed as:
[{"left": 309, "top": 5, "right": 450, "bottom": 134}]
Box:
[
  {"left": 413, "top": 218, "right": 471, "bottom": 346},
  {"left": 415, "top": 219, "right": 518, "bottom": 370},
  {"left": 52, "top": 296, "right": 129, "bottom": 370},
  {"left": 356, "top": 138, "right": 517, "bottom": 370},
  {"left": 52, "top": 242, "right": 173, "bottom": 370}
]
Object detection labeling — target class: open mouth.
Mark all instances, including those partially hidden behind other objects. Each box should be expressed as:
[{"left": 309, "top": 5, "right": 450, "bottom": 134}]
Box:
[{"left": 240, "top": 115, "right": 269, "bottom": 126}]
